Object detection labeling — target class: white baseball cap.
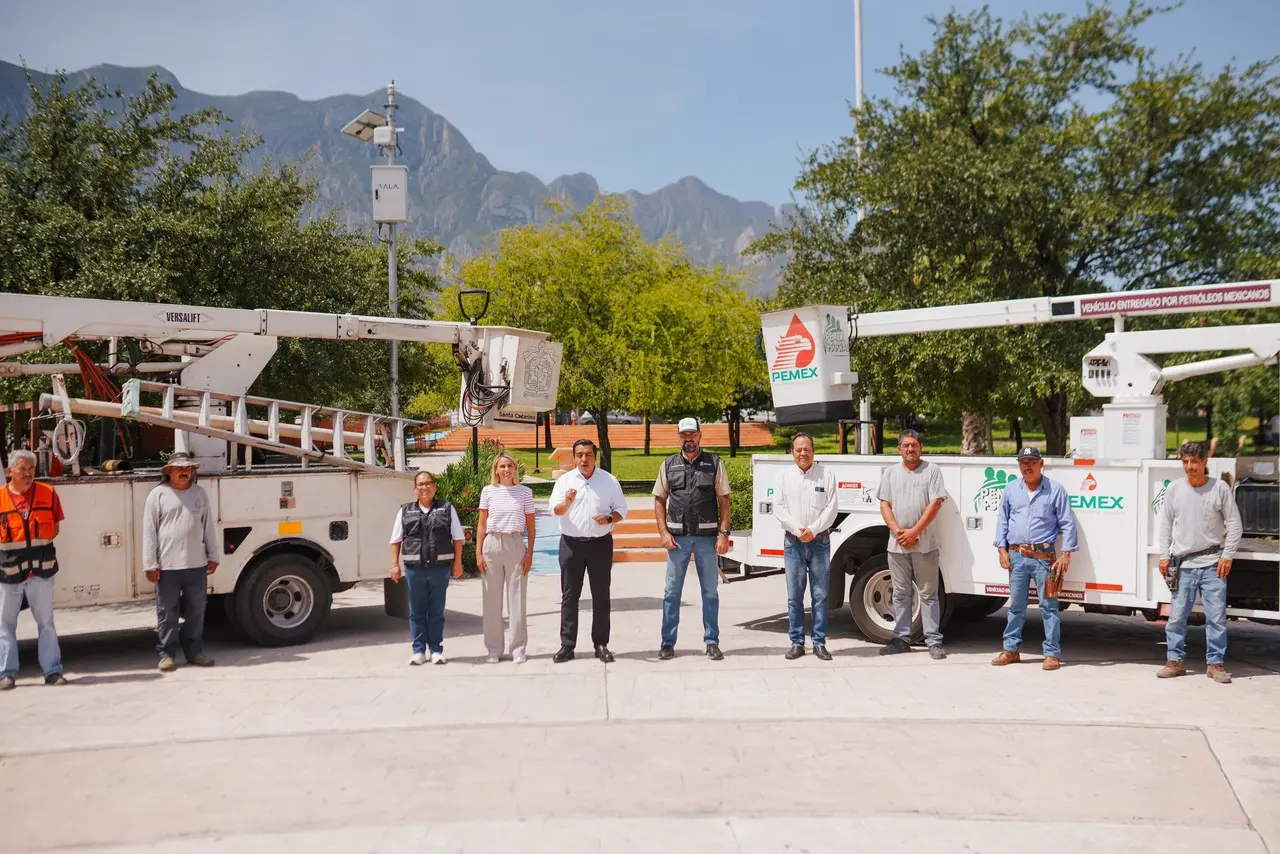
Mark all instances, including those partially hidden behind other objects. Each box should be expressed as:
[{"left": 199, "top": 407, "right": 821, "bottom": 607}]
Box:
[{"left": 677, "top": 417, "right": 700, "bottom": 434}]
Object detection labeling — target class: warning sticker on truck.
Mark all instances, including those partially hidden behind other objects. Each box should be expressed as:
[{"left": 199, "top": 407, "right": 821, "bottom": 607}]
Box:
[{"left": 837, "top": 481, "right": 877, "bottom": 510}]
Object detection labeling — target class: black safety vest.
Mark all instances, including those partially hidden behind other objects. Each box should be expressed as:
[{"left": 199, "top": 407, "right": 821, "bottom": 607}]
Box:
[
  {"left": 663, "top": 452, "right": 722, "bottom": 537},
  {"left": 400, "top": 500, "right": 456, "bottom": 567}
]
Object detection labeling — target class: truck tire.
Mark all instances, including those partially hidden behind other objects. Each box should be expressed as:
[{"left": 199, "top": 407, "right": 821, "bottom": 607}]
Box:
[
  {"left": 232, "top": 554, "right": 332, "bottom": 647},
  {"left": 848, "top": 553, "right": 910, "bottom": 644},
  {"left": 847, "top": 553, "right": 953, "bottom": 644}
]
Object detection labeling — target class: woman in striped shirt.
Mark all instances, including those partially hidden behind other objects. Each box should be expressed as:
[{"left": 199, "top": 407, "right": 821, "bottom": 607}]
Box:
[{"left": 476, "top": 452, "right": 537, "bottom": 663}]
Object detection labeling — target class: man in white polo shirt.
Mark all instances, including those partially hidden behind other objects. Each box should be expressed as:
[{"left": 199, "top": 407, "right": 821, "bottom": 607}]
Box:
[
  {"left": 773, "top": 432, "right": 838, "bottom": 660},
  {"left": 549, "top": 438, "right": 627, "bottom": 663}
]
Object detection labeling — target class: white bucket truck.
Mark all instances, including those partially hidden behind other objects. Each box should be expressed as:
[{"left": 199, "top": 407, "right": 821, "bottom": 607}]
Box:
[
  {"left": 721, "top": 281, "right": 1280, "bottom": 641},
  {"left": 0, "top": 293, "right": 561, "bottom": 645}
]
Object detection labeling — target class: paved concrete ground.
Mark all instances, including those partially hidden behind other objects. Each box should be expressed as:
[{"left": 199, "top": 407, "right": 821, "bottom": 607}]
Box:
[{"left": 3, "top": 566, "right": 1279, "bottom": 853}]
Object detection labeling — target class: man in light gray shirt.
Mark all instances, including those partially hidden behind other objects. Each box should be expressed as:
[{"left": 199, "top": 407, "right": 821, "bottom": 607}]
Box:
[
  {"left": 1156, "top": 440, "right": 1242, "bottom": 684},
  {"left": 143, "top": 452, "right": 218, "bottom": 672},
  {"left": 877, "top": 429, "right": 948, "bottom": 658}
]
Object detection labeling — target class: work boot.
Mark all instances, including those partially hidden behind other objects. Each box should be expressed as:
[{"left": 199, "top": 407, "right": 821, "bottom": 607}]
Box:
[
  {"left": 879, "top": 638, "right": 911, "bottom": 656},
  {"left": 705, "top": 644, "right": 724, "bottom": 661},
  {"left": 553, "top": 646, "right": 574, "bottom": 663},
  {"left": 157, "top": 656, "right": 176, "bottom": 672},
  {"left": 1156, "top": 660, "right": 1185, "bottom": 679},
  {"left": 594, "top": 645, "right": 615, "bottom": 663},
  {"left": 187, "top": 653, "right": 215, "bottom": 667},
  {"left": 1207, "top": 664, "right": 1232, "bottom": 684},
  {"left": 658, "top": 645, "right": 675, "bottom": 661},
  {"left": 813, "top": 645, "right": 832, "bottom": 661},
  {"left": 928, "top": 645, "right": 948, "bottom": 660},
  {"left": 991, "top": 650, "right": 1021, "bottom": 666},
  {"left": 1042, "top": 656, "right": 1061, "bottom": 671},
  {"left": 784, "top": 645, "right": 805, "bottom": 660}
]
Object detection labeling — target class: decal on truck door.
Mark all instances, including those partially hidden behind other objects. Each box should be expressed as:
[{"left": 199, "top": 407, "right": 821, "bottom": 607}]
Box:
[{"left": 972, "top": 467, "right": 1017, "bottom": 512}]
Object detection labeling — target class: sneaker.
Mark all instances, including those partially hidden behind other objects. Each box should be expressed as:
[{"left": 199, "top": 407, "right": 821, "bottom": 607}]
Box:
[
  {"left": 44, "top": 673, "right": 67, "bottom": 685},
  {"left": 0, "top": 676, "right": 14, "bottom": 691},
  {"left": 486, "top": 653, "right": 500, "bottom": 664},
  {"left": 1207, "top": 664, "right": 1232, "bottom": 684},
  {"left": 1156, "top": 660, "right": 1185, "bottom": 679},
  {"left": 658, "top": 645, "right": 675, "bottom": 661},
  {"left": 928, "top": 645, "right": 948, "bottom": 660},
  {"left": 430, "top": 652, "right": 447, "bottom": 665},
  {"left": 512, "top": 652, "right": 527, "bottom": 664},
  {"left": 186, "top": 653, "right": 215, "bottom": 667},
  {"left": 408, "top": 652, "right": 427, "bottom": 666},
  {"left": 158, "top": 656, "right": 176, "bottom": 672},
  {"left": 879, "top": 638, "right": 911, "bottom": 656},
  {"left": 991, "top": 650, "right": 1020, "bottom": 666}
]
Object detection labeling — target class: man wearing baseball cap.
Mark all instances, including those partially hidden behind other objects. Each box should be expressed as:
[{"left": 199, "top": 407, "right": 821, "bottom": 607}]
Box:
[
  {"left": 142, "top": 451, "right": 219, "bottom": 672},
  {"left": 653, "top": 417, "right": 732, "bottom": 660},
  {"left": 991, "top": 447, "right": 1078, "bottom": 671}
]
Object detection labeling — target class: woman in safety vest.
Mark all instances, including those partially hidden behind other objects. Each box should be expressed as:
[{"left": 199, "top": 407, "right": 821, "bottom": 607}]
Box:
[{"left": 389, "top": 471, "right": 464, "bottom": 665}]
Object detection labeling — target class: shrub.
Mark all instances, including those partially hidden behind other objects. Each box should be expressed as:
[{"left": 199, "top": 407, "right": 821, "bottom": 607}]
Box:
[
  {"left": 726, "top": 459, "right": 754, "bottom": 531},
  {"left": 772, "top": 425, "right": 798, "bottom": 449}
]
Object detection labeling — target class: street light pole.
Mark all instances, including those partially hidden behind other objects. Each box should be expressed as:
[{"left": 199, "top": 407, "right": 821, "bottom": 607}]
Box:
[
  {"left": 854, "top": 0, "right": 873, "bottom": 455},
  {"left": 385, "top": 81, "right": 400, "bottom": 418}
]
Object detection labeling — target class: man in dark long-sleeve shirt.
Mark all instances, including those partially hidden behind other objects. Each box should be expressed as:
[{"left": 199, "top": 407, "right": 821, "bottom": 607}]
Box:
[{"left": 991, "top": 447, "right": 1078, "bottom": 671}]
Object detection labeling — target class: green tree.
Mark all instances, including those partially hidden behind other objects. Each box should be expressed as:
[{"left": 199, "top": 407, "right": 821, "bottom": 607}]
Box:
[
  {"left": 0, "top": 67, "right": 455, "bottom": 420},
  {"left": 754, "top": 3, "right": 1280, "bottom": 454},
  {"left": 444, "top": 196, "right": 760, "bottom": 471}
]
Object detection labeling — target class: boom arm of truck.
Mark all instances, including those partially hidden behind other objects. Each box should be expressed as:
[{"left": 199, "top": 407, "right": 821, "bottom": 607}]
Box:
[
  {"left": 0, "top": 292, "right": 563, "bottom": 426},
  {"left": 762, "top": 279, "right": 1280, "bottom": 447}
]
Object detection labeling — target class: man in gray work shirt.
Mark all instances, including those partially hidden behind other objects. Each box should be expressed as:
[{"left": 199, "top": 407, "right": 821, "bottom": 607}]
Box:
[
  {"left": 877, "top": 429, "right": 949, "bottom": 658},
  {"left": 1157, "top": 440, "right": 1242, "bottom": 684},
  {"left": 143, "top": 452, "right": 218, "bottom": 672}
]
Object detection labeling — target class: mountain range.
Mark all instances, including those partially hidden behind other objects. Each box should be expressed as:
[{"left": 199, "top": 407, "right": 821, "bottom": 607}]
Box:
[{"left": 0, "top": 60, "right": 790, "bottom": 294}]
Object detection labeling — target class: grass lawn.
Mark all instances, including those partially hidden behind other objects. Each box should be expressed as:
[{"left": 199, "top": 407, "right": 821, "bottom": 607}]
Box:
[{"left": 507, "top": 414, "right": 1255, "bottom": 485}]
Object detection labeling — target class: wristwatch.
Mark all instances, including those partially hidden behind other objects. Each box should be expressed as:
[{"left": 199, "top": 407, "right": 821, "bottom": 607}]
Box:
[{"left": 718, "top": 529, "right": 730, "bottom": 536}]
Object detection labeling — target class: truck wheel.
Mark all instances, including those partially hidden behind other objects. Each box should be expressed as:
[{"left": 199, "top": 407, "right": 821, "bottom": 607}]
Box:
[
  {"left": 233, "top": 554, "right": 332, "bottom": 647},
  {"left": 848, "top": 553, "right": 914, "bottom": 644}
]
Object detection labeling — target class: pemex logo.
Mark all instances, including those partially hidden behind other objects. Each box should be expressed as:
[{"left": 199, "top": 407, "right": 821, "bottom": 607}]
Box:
[
  {"left": 1081, "top": 473, "right": 1098, "bottom": 492},
  {"left": 973, "top": 467, "right": 1016, "bottom": 512},
  {"left": 771, "top": 315, "right": 818, "bottom": 382}
]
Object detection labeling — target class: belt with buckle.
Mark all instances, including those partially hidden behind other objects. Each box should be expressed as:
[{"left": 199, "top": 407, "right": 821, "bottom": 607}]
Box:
[{"left": 1010, "top": 543, "right": 1055, "bottom": 560}]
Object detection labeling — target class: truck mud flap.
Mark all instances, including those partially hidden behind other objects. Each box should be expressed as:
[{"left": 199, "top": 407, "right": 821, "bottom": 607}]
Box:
[
  {"left": 718, "top": 559, "right": 786, "bottom": 584},
  {"left": 384, "top": 577, "right": 410, "bottom": 620}
]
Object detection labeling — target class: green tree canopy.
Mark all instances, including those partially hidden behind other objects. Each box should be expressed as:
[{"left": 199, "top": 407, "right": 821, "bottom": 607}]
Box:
[
  {"left": 443, "top": 196, "right": 763, "bottom": 470},
  {"left": 754, "top": 2, "right": 1280, "bottom": 454},
  {"left": 0, "top": 67, "right": 454, "bottom": 421}
]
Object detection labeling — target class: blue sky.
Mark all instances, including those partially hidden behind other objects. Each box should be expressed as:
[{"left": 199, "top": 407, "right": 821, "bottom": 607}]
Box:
[{"left": 2, "top": 1, "right": 1277, "bottom": 205}]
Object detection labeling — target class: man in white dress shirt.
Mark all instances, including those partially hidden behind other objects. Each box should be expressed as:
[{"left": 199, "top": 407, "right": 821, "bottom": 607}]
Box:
[
  {"left": 549, "top": 439, "right": 628, "bottom": 662},
  {"left": 773, "top": 433, "right": 838, "bottom": 661}
]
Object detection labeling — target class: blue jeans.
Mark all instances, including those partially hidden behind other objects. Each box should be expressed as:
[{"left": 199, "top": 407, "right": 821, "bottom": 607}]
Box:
[
  {"left": 0, "top": 575, "right": 62, "bottom": 678},
  {"left": 784, "top": 534, "right": 830, "bottom": 646},
  {"left": 406, "top": 565, "right": 450, "bottom": 654},
  {"left": 1002, "top": 552, "right": 1060, "bottom": 657},
  {"left": 660, "top": 536, "right": 720, "bottom": 646},
  {"left": 155, "top": 567, "right": 209, "bottom": 660},
  {"left": 1166, "top": 565, "right": 1228, "bottom": 665}
]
